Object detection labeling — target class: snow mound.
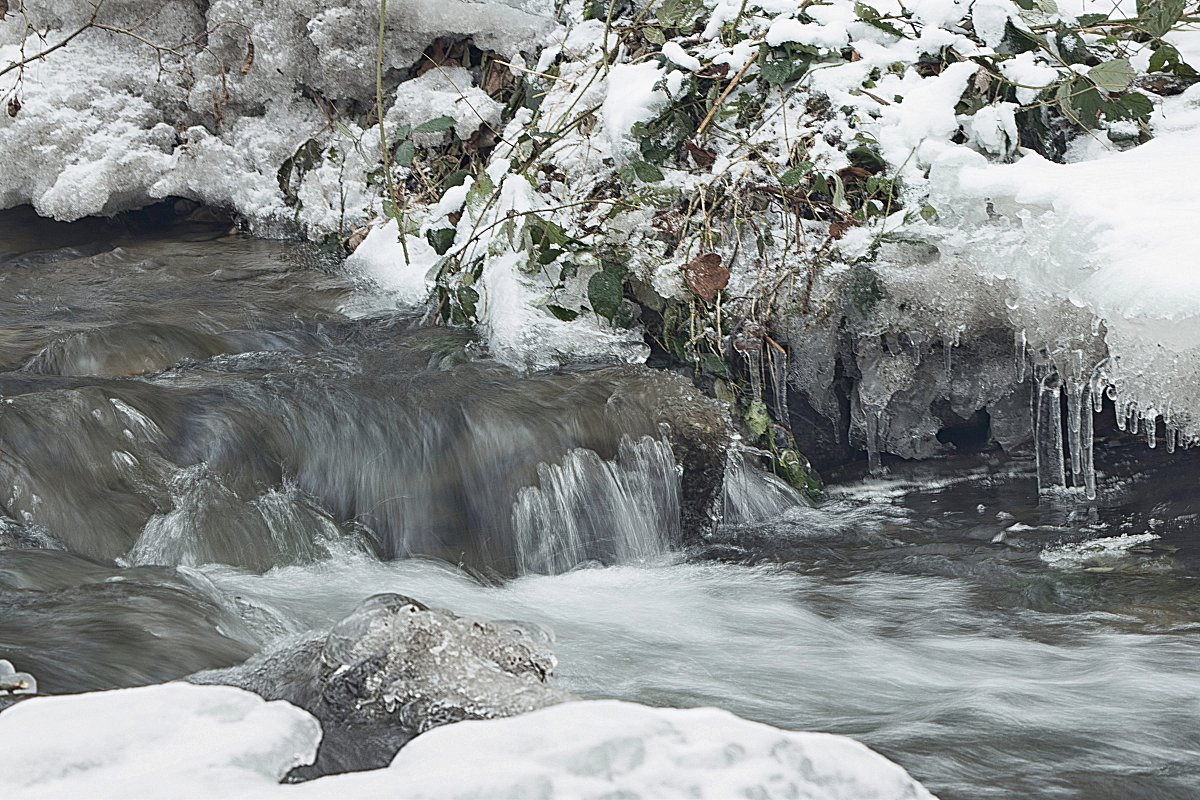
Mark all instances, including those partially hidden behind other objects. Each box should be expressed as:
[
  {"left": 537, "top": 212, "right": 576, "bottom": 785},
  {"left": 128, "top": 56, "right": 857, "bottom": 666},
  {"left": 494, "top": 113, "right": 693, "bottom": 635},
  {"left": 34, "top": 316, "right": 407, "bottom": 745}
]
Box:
[
  {"left": 0, "top": 683, "right": 319, "bottom": 798},
  {"left": 0, "top": 686, "right": 935, "bottom": 800}
]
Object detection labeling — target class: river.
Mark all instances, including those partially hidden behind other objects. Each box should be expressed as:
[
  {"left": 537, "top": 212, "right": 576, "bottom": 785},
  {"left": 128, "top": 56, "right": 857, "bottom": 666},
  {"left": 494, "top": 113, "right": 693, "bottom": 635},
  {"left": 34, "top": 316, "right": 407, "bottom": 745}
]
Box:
[{"left": 0, "top": 207, "right": 1197, "bottom": 799}]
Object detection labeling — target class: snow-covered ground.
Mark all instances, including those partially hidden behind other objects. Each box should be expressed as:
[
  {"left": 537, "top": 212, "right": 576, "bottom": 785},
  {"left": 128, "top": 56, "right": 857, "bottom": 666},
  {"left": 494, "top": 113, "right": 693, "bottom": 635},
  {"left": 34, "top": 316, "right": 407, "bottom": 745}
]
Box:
[{"left": 0, "top": 683, "right": 935, "bottom": 799}]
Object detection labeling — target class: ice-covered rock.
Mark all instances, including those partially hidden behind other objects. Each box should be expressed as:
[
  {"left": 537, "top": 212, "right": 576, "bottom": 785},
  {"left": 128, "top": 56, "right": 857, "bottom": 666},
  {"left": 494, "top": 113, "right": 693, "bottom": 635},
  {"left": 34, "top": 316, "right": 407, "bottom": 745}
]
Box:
[
  {"left": 0, "top": 683, "right": 936, "bottom": 799},
  {"left": 190, "top": 592, "right": 573, "bottom": 777}
]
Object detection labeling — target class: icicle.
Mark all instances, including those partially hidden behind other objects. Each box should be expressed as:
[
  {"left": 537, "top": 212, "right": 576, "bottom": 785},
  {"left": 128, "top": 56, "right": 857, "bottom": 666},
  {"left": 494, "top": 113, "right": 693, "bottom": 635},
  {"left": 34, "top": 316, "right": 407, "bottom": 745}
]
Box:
[
  {"left": 1014, "top": 329, "right": 1026, "bottom": 383},
  {"left": 1092, "top": 381, "right": 1105, "bottom": 413},
  {"left": 865, "top": 407, "right": 883, "bottom": 475},
  {"left": 1146, "top": 413, "right": 1157, "bottom": 448},
  {"left": 1066, "top": 379, "right": 1083, "bottom": 485},
  {"left": 943, "top": 340, "right": 953, "bottom": 375},
  {"left": 768, "top": 344, "right": 788, "bottom": 425},
  {"left": 1033, "top": 365, "right": 1066, "bottom": 492},
  {"left": 1129, "top": 406, "right": 1138, "bottom": 435},
  {"left": 1166, "top": 426, "right": 1177, "bottom": 453},
  {"left": 743, "top": 350, "right": 763, "bottom": 401},
  {"left": 1081, "top": 386, "right": 1096, "bottom": 500}
]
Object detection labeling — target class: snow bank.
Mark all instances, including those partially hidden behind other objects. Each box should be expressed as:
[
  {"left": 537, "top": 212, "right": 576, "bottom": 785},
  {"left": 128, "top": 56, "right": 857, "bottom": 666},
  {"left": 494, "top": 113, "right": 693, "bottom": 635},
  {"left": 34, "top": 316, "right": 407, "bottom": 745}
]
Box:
[
  {"left": 0, "top": 685, "right": 935, "bottom": 800},
  {"left": 0, "top": 0, "right": 557, "bottom": 229},
  {"left": 0, "top": 683, "right": 319, "bottom": 799}
]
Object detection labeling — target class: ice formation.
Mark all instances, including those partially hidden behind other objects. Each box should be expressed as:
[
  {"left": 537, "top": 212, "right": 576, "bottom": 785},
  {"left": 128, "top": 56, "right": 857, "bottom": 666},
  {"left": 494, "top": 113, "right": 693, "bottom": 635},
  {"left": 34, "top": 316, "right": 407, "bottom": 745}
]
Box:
[
  {"left": 0, "top": 659, "right": 37, "bottom": 695},
  {"left": 0, "top": 684, "right": 935, "bottom": 799}
]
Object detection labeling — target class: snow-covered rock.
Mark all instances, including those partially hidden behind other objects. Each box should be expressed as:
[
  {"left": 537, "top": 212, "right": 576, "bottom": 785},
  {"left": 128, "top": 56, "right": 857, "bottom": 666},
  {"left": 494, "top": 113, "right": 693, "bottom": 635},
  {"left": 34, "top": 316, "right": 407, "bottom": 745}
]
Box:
[{"left": 0, "top": 684, "right": 936, "bottom": 800}]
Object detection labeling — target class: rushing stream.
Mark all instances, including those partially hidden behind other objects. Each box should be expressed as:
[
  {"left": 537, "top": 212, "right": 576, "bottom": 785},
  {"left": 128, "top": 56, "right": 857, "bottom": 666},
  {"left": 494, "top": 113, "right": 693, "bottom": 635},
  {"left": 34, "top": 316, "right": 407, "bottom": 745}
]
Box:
[{"left": 1, "top": 208, "right": 1198, "bottom": 800}]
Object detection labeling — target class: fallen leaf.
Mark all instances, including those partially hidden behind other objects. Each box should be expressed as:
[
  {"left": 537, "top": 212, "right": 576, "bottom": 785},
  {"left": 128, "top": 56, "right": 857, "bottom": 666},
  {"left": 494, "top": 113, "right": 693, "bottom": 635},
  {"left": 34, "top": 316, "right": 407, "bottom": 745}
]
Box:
[
  {"left": 682, "top": 253, "right": 729, "bottom": 303},
  {"left": 683, "top": 140, "right": 716, "bottom": 169},
  {"left": 6, "top": 97, "right": 19, "bottom": 118},
  {"left": 836, "top": 166, "right": 873, "bottom": 181},
  {"left": 828, "top": 220, "right": 854, "bottom": 240}
]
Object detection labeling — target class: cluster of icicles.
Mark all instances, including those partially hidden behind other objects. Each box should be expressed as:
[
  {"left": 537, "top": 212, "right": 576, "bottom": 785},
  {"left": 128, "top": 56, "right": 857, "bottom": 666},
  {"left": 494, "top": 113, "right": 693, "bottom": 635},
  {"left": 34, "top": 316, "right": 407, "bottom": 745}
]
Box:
[
  {"left": 1023, "top": 332, "right": 1186, "bottom": 500},
  {"left": 848, "top": 325, "right": 1189, "bottom": 500}
]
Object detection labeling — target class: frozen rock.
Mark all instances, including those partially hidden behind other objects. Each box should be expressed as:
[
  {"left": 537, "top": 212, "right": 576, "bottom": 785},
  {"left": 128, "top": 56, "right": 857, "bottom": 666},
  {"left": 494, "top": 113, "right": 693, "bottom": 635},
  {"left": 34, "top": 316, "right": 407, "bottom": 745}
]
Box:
[{"left": 190, "top": 592, "right": 573, "bottom": 777}]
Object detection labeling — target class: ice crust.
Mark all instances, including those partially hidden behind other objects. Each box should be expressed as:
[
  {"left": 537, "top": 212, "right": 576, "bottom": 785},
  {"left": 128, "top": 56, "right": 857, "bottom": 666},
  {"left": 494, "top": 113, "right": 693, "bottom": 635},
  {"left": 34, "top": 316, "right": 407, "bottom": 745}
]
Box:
[{"left": 0, "top": 684, "right": 935, "bottom": 800}]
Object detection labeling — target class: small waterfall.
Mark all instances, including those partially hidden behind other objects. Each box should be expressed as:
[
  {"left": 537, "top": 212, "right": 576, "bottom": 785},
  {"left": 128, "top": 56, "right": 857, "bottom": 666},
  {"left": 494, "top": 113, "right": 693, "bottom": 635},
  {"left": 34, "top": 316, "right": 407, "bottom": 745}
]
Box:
[
  {"left": 128, "top": 467, "right": 350, "bottom": 572},
  {"left": 721, "top": 451, "right": 807, "bottom": 526},
  {"left": 512, "top": 435, "right": 681, "bottom": 575}
]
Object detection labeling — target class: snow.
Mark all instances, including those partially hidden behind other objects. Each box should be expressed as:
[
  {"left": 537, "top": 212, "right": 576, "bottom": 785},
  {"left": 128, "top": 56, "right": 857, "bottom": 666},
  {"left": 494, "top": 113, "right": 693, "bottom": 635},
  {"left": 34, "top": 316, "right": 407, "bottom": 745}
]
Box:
[
  {"left": 766, "top": 18, "right": 850, "bottom": 50},
  {"left": 661, "top": 41, "right": 702, "bottom": 73},
  {"left": 386, "top": 66, "right": 504, "bottom": 142},
  {"left": 601, "top": 61, "right": 667, "bottom": 164},
  {"left": 0, "top": 685, "right": 935, "bottom": 800},
  {"left": 0, "top": 684, "right": 319, "bottom": 799},
  {"left": 345, "top": 219, "right": 436, "bottom": 307}
]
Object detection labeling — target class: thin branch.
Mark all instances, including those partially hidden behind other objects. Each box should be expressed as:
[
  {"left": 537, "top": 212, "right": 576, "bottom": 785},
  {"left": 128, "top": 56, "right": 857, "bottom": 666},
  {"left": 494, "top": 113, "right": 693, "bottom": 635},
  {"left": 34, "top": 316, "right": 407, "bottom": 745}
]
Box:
[{"left": 0, "top": 1, "right": 104, "bottom": 81}]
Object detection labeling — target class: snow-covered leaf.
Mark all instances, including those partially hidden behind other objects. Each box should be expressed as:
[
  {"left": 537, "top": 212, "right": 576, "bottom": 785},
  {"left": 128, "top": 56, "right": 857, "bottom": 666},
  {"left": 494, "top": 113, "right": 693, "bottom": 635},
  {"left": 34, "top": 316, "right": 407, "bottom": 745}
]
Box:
[{"left": 1087, "top": 59, "right": 1135, "bottom": 92}]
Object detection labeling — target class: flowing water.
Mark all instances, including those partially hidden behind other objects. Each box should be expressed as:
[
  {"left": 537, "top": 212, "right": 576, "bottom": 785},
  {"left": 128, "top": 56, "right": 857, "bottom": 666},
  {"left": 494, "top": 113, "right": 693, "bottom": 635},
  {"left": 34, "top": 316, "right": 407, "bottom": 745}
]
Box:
[{"left": 0, "top": 207, "right": 1197, "bottom": 800}]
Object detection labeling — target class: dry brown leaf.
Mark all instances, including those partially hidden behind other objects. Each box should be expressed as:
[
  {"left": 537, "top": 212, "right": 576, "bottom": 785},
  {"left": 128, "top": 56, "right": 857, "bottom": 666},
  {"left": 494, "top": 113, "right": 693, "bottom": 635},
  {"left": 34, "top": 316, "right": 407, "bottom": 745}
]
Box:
[
  {"left": 682, "top": 253, "right": 729, "bottom": 303},
  {"left": 837, "top": 166, "right": 874, "bottom": 181},
  {"left": 683, "top": 140, "right": 716, "bottom": 169},
  {"left": 828, "top": 221, "right": 854, "bottom": 240},
  {"left": 6, "top": 97, "right": 19, "bottom": 118}
]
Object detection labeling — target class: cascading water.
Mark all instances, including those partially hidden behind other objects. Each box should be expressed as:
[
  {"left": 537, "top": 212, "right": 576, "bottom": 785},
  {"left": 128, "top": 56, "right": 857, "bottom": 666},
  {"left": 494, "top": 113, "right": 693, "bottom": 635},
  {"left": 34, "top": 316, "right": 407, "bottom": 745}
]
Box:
[{"left": 512, "top": 434, "right": 681, "bottom": 575}]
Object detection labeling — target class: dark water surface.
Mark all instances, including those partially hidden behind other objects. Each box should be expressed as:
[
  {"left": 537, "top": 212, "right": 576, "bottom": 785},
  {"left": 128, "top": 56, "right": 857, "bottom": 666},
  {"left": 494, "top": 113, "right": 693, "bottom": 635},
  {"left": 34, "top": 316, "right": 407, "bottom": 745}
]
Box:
[{"left": 0, "top": 208, "right": 1197, "bottom": 799}]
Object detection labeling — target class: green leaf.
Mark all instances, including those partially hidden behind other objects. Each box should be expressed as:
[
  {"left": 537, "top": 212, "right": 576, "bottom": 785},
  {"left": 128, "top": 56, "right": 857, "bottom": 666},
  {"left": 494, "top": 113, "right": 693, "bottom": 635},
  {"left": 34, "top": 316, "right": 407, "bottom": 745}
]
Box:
[
  {"left": 643, "top": 26, "right": 666, "bottom": 45},
  {"left": 1087, "top": 59, "right": 1135, "bottom": 92},
  {"left": 412, "top": 115, "right": 456, "bottom": 135},
  {"left": 546, "top": 304, "right": 579, "bottom": 321},
  {"left": 587, "top": 268, "right": 623, "bottom": 321},
  {"left": 656, "top": 0, "right": 701, "bottom": 29},
  {"left": 631, "top": 160, "right": 665, "bottom": 183},
  {"left": 745, "top": 399, "right": 770, "bottom": 439},
  {"left": 779, "top": 162, "right": 813, "bottom": 186},
  {"left": 1074, "top": 13, "right": 1108, "bottom": 26},
  {"left": 1056, "top": 27, "right": 1092, "bottom": 65},
  {"left": 425, "top": 227, "right": 456, "bottom": 255},
  {"left": 382, "top": 198, "right": 403, "bottom": 221},
  {"left": 1106, "top": 92, "right": 1154, "bottom": 123},
  {"left": 1058, "top": 77, "right": 1105, "bottom": 128},
  {"left": 394, "top": 140, "right": 416, "bottom": 167},
  {"left": 759, "top": 49, "right": 811, "bottom": 86},
  {"left": 456, "top": 286, "right": 480, "bottom": 320},
  {"left": 1149, "top": 43, "right": 1199, "bottom": 77},
  {"left": 465, "top": 171, "right": 495, "bottom": 212},
  {"left": 1145, "top": 0, "right": 1187, "bottom": 39},
  {"left": 849, "top": 145, "right": 888, "bottom": 172},
  {"left": 854, "top": 2, "right": 906, "bottom": 37}
]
